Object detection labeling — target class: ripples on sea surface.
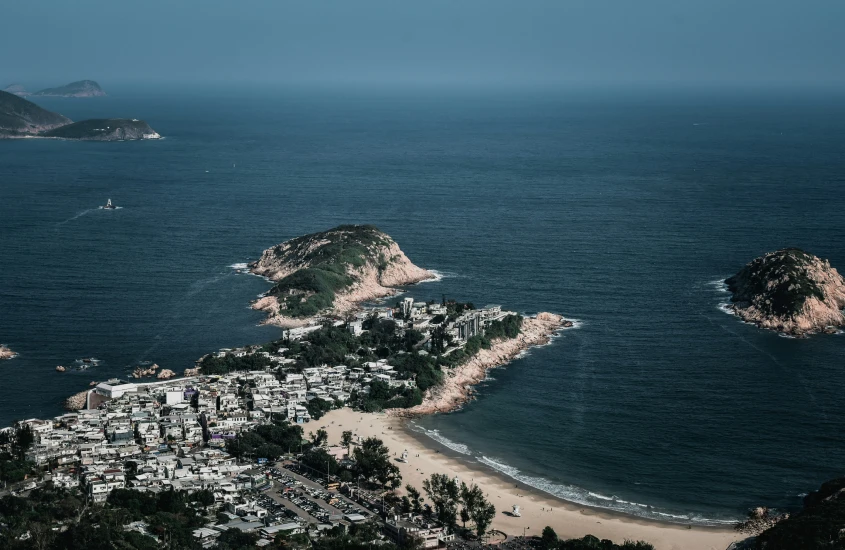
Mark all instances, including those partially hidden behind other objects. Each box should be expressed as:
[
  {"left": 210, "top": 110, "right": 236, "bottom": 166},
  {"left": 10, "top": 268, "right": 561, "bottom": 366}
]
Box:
[{"left": 1, "top": 87, "right": 844, "bottom": 524}]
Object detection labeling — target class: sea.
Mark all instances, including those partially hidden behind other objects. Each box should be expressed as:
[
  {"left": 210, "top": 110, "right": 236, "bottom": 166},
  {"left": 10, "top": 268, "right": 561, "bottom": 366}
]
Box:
[{"left": 1, "top": 85, "right": 844, "bottom": 525}]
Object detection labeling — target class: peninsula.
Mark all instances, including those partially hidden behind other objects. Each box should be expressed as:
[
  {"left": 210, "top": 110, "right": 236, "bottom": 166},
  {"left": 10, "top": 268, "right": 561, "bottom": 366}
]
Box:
[
  {"left": 250, "top": 225, "right": 434, "bottom": 327},
  {"left": 725, "top": 248, "right": 845, "bottom": 335},
  {"left": 0, "top": 90, "right": 159, "bottom": 140}
]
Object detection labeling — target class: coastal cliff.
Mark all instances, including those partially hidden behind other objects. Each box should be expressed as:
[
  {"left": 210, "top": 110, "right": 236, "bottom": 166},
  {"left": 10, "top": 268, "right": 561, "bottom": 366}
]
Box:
[
  {"left": 250, "top": 225, "right": 433, "bottom": 327},
  {"left": 33, "top": 79, "right": 106, "bottom": 97},
  {"left": 0, "top": 345, "right": 16, "bottom": 360},
  {"left": 0, "top": 90, "right": 159, "bottom": 140},
  {"left": 391, "top": 312, "right": 569, "bottom": 416},
  {"left": 725, "top": 248, "right": 845, "bottom": 335}
]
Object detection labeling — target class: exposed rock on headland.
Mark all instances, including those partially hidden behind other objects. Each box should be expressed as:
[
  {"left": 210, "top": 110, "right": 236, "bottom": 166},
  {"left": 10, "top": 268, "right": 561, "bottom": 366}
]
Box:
[
  {"left": 132, "top": 363, "right": 160, "bottom": 378},
  {"left": 249, "top": 225, "right": 433, "bottom": 327},
  {"left": 0, "top": 345, "right": 16, "bottom": 360},
  {"left": 391, "top": 312, "right": 570, "bottom": 417},
  {"left": 725, "top": 248, "right": 845, "bottom": 335}
]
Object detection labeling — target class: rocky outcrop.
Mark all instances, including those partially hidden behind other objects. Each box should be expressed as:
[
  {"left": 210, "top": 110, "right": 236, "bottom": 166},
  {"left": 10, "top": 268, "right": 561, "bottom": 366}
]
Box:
[
  {"left": 34, "top": 80, "right": 106, "bottom": 97},
  {"left": 725, "top": 248, "right": 845, "bottom": 335},
  {"left": 183, "top": 367, "right": 201, "bottom": 377},
  {"left": 65, "top": 390, "right": 89, "bottom": 410},
  {"left": 249, "top": 225, "right": 433, "bottom": 327},
  {"left": 156, "top": 369, "right": 176, "bottom": 379},
  {"left": 0, "top": 345, "right": 16, "bottom": 360},
  {"left": 132, "top": 363, "right": 160, "bottom": 378},
  {"left": 390, "top": 312, "right": 569, "bottom": 417}
]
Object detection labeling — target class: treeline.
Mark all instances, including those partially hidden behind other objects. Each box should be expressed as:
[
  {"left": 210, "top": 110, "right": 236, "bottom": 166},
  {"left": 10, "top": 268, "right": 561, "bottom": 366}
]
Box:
[
  {"left": 198, "top": 352, "right": 273, "bottom": 375},
  {"left": 540, "top": 527, "right": 655, "bottom": 550},
  {"left": 225, "top": 418, "right": 304, "bottom": 461},
  {"left": 0, "top": 485, "right": 212, "bottom": 550}
]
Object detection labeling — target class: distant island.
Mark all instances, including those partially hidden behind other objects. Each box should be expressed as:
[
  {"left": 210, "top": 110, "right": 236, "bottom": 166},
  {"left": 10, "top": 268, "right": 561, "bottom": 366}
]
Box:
[
  {"left": 0, "top": 90, "right": 159, "bottom": 141},
  {"left": 725, "top": 248, "right": 845, "bottom": 336},
  {"left": 0, "top": 345, "right": 16, "bottom": 360},
  {"left": 250, "top": 225, "right": 435, "bottom": 327},
  {"left": 3, "top": 79, "right": 106, "bottom": 98}
]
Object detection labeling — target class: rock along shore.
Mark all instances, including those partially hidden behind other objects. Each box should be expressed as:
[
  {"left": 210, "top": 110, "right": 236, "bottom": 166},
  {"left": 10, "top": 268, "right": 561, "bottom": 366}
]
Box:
[{"left": 390, "top": 312, "right": 571, "bottom": 417}]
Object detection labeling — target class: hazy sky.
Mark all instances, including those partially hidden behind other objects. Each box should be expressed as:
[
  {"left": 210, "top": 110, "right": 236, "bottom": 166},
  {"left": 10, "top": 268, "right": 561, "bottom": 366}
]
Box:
[{"left": 4, "top": 0, "right": 844, "bottom": 89}]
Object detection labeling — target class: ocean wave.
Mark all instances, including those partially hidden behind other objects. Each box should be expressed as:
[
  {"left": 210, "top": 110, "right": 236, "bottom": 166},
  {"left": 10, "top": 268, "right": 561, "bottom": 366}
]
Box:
[
  {"left": 420, "top": 269, "right": 465, "bottom": 283},
  {"left": 706, "top": 278, "right": 730, "bottom": 293},
  {"left": 717, "top": 301, "right": 736, "bottom": 316},
  {"left": 477, "top": 455, "right": 738, "bottom": 526},
  {"left": 408, "top": 424, "right": 472, "bottom": 455},
  {"left": 229, "top": 262, "right": 249, "bottom": 270}
]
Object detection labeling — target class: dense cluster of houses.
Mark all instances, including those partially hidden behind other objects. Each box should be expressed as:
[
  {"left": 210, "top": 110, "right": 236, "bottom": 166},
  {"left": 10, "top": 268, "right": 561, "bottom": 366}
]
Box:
[{"left": 7, "top": 302, "right": 516, "bottom": 546}]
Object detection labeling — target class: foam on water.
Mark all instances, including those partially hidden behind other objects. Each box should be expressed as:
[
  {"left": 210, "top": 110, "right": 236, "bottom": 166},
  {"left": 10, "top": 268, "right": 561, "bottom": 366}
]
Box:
[
  {"left": 229, "top": 262, "right": 249, "bottom": 270},
  {"left": 409, "top": 423, "right": 472, "bottom": 455},
  {"left": 477, "top": 456, "right": 737, "bottom": 526}
]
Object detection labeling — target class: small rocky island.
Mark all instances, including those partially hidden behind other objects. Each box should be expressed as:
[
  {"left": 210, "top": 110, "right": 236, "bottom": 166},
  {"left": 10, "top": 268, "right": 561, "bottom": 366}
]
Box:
[
  {"left": 725, "top": 248, "right": 845, "bottom": 335},
  {"left": 33, "top": 79, "right": 106, "bottom": 97},
  {"left": 0, "top": 345, "right": 16, "bottom": 360},
  {"left": 0, "top": 90, "right": 159, "bottom": 140},
  {"left": 250, "top": 225, "right": 434, "bottom": 327}
]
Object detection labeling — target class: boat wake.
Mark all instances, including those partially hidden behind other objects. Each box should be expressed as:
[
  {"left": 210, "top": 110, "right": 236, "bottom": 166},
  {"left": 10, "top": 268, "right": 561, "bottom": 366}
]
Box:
[{"left": 56, "top": 208, "right": 97, "bottom": 226}]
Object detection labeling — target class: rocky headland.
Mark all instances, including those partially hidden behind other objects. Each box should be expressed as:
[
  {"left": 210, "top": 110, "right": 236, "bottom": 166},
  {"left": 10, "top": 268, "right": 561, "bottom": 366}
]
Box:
[
  {"left": 0, "top": 345, "right": 17, "bottom": 360},
  {"left": 249, "top": 225, "right": 434, "bottom": 327},
  {"left": 725, "top": 248, "right": 845, "bottom": 336},
  {"left": 0, "top": 90, "right": 159, "bottom": 140},
  {"left": 391, "top": 312, "right": 572, "bottom": 416}
]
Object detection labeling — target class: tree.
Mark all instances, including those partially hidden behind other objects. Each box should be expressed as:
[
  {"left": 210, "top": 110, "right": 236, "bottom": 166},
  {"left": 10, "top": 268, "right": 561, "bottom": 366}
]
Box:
[
  {"left": 12, "top": 424, "right": 34, "bottom": 461},
  {"left": 472, "top": 500, "right": 495, "bottom": 538},
  {"left": 311, "top": 428, "right": 328, "bottom": 447},
  {"left": 541, "top": 526, "right": 559, "bottom": 549},
  {"left": 406, "top": 485, "right": 424, "bottom": 514},
  {"left": 341, "top": 430, "right": 353, "bottom": 447},
  {"left": 353, "top": 437, "right": 399, "bottom": 488},
  {"left": 422, "top": 474, "right": 460, "bottom": 530}
]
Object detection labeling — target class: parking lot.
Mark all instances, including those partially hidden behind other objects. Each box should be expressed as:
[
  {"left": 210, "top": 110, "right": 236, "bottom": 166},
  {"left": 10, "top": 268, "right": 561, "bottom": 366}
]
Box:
[{"left": 259, "top": 464, "right": 371, "bottom": 525}]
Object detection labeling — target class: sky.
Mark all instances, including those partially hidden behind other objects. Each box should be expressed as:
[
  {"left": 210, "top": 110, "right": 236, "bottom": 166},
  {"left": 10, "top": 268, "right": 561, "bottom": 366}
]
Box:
[{"left": 3, "top": 0, "right": 844, "bottom": 89}]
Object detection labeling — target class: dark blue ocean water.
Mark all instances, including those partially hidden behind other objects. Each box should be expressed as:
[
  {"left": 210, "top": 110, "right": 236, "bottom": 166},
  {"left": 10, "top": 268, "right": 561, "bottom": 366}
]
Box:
[{"left": 1, "top": 87, "right": 844, "bottom": 524}]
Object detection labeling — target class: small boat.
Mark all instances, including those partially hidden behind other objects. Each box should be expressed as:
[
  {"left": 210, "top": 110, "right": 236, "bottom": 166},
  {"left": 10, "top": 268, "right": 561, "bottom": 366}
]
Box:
[{"left": 100, "top": 199, "right": 117, "bottom": 210}]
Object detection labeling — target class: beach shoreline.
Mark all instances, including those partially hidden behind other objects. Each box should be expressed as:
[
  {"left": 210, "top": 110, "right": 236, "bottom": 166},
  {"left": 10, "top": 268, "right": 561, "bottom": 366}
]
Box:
[{"left": 318, "top": 408, "right": 742, "bottom": 550}]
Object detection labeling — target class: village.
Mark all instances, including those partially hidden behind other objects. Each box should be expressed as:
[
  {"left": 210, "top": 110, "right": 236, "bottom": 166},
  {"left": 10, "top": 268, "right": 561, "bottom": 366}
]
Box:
[{"left": 1, "top": 300, "right": 526, "bottom": 548}]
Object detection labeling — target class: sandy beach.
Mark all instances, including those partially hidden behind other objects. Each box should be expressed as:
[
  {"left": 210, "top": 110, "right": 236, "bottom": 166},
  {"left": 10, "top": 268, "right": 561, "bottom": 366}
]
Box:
[{"left": 317, "top": 409, "right": 742, "bottom": 550}]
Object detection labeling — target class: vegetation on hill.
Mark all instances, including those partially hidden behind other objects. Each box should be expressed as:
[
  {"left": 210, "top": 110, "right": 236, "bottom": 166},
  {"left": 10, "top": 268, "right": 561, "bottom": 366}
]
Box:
[
  {"left": 540, "top": 526, "right": 655, "bottom": 550},
  {"left": 41, "top": 118, "right": 157, "bottom": 141},
  {"left": 726, "top": 248, "right": 826, "bottom": 317},
  {"left": 0, "top": 90, "right": 70, "bottom": 136},
  {"left": 262, "top": 225, "right": 393, "bottom": 318},
  {"left": 739, "top": 477, "right": 845, "bottom": 549}
]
